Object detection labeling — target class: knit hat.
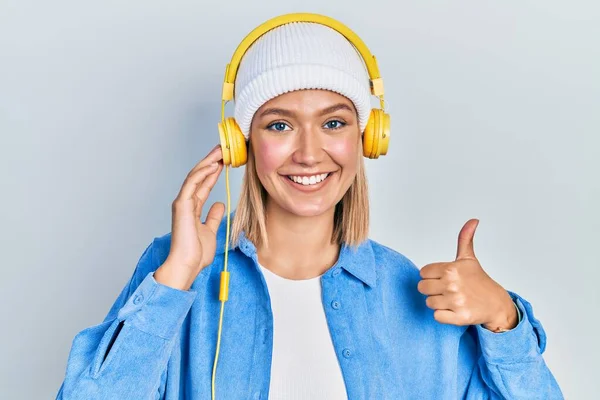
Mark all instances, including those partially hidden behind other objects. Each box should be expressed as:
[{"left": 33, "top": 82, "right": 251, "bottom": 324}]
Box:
[{"left": 233, "top": 21, "right": 373, "bottom": 138}]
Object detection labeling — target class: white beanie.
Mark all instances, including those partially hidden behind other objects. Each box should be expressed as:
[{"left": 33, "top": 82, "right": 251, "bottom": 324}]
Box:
[{"left": 233, "top": 22, "right": 373, "bottom": 138}]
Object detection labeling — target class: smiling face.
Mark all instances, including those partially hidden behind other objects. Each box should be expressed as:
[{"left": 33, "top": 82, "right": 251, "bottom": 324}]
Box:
[{"left": 249, "top": 89, "right": 362, "bottom": 217}]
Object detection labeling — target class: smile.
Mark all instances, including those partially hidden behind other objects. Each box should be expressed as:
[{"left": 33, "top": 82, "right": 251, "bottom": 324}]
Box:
[
  {"left": 286, "top": 173, "right": 330, "bottom": 186},
  {"left": 281, "top": 171, "right": 335, "bottom": 192}
]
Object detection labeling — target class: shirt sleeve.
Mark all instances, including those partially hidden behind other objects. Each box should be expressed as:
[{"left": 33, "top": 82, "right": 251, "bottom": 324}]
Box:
[
  {"left": 465, "top": 291, "right": 564, "bottom": 399},
  {"left": 55, "top": 239, "right": 206, "bottom": 400}
]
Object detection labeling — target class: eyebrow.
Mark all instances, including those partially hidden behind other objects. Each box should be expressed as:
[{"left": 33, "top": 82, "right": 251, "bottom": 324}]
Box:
[{"left": 258, "top": 103, "right": 355, "bottom": 119}]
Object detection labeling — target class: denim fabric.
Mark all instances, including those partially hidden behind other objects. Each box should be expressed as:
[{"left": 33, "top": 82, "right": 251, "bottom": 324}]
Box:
[{"left": 56, "top": 216, "right": 563, "bottom": 399}]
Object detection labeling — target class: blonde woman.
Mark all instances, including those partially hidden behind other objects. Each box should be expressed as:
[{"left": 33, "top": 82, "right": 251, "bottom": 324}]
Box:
[{"left": 56, "top": 15, "right": 563, "bottom": 400}]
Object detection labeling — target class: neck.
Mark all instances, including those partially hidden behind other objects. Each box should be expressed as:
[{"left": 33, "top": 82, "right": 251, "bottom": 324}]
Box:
[{"left": 256, "top": 199, "right": 341, "bottom": 280}]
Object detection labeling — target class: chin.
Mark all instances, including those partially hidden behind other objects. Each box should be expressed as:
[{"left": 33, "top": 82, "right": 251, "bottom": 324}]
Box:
[{"left": 280, "top": 200, "right": 335, "bottom": 218}]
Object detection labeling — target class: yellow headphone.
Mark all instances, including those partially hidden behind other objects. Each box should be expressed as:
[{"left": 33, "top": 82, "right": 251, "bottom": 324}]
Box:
[
  {"left": 217, "top": 12, "right": 391, "bottom": 167},
  {"left": 211, "top": 13, "right": 390, "bottom": 399}
]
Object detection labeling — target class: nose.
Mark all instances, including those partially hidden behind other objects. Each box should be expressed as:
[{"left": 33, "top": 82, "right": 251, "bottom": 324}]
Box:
[{"left": 291, "top": 127, "right": 324, "bottom": 167}]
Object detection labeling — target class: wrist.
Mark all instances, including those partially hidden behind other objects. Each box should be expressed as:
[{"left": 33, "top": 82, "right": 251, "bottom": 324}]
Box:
[
  {"left": 483, "top": 299, "right": 519, "bottom": 333},
  {"left": 154, "top": 263, "right": 193, "bottom": 291}
]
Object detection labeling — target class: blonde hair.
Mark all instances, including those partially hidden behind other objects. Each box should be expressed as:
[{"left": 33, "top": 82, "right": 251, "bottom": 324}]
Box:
[{"left": 230, "top": 140, "right": 370, "bottom": 249}]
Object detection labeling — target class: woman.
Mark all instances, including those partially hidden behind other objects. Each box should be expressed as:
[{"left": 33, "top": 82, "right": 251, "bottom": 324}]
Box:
[{"left": 56, "top": 15, "right": 563, "bottom": 400}]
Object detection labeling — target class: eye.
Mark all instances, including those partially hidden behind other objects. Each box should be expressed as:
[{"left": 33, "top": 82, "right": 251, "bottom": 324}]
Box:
[
  {"left": 324, "top": 120, "right": 346, "bottom": 130},
  {"left": 266, "top": 122, "right": 291, "bottom": 132}
]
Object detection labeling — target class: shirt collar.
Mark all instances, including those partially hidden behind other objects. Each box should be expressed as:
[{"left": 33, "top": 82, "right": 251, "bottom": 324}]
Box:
[{"left": 214, "top": 213, "right": 377, "bottom": 288}]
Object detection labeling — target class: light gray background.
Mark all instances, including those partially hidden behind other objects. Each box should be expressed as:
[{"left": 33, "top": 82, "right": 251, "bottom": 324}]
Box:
[{"left": 1, "top": 0, "right": 597, "bottom": 399}]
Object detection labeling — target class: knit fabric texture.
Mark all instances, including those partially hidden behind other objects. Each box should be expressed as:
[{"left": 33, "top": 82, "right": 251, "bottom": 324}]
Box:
[{"left": 233, "top": 22, "right": 373, "bottom": 138}]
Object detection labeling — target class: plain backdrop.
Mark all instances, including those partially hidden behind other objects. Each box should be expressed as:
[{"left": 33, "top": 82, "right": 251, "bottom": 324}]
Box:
[{"left": 1, "top": 0, "right": 597, "bottom": 398}]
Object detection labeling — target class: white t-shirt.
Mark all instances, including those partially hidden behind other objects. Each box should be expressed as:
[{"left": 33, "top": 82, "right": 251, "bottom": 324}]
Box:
[{"left": 258, "top": 263, "right": 348, "bottom": 400}]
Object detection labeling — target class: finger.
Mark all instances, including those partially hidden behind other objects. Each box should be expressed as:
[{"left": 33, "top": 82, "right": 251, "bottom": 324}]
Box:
[
  {"left": 417, "top": 279, "right": 446, "bottom": 296},
  {"left": 193, "top": 161, "right": 224, "bottom": 220},
  {"left": 179, "top": 163, "right": 219, "bottom": 200},
  {"left": 188, "top": 145, "right": 223, "bottom": 176},
  {"left": 456, "top": 219, "right": 479, "bottom": 260},
  {"left": 425, "top": 295, "right": 450, "bottom": 310},
  {"left": 194, "top": 161, "right": 224, "bottom": 208},
  {"left": 204, "top": 202, "right": 225, "bottom": 234},
  {"left": 433, "top": 310, "right": 461, "bottom": 325},
  {"left": 419, "top": 262, "right": 449, "bottom": 279}
]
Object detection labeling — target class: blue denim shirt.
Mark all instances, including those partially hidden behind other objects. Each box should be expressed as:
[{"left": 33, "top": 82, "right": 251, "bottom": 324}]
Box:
[{"left": 56, "top": 216, "right": 563, "bottom": 399}]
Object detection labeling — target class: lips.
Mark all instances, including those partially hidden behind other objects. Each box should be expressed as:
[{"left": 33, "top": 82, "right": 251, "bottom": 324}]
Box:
[
  {"left": 286, "top": 172, "right": 330, "bottom": 186},
  {"left": 281, "top": 171, "right": 335, "bottom": 192}
]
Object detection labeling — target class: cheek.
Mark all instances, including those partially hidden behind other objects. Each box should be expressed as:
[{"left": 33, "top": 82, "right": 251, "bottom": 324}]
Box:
[
  {"left": 328, "top": 135, "right": 359, "bottom": 166},
  {"left": 254, "top": 138, "right": 291, "bottom": 176}
]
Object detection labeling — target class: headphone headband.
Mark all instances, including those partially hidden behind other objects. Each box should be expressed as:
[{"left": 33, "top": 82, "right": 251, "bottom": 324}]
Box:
[{"left": 221, "top": 13, "right": 384, "bottom": 102}]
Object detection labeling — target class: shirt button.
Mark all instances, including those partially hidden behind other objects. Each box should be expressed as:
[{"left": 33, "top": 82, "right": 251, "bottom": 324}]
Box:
[
  {"left": 133, "top": 294, "right": 144, "bottom": 305},
  {"left": 331, "top": 300, "right": 340, "bottom": 310},
  {"left": 342, "top": 348, "right": 352, "bottom": 358},
  {"left": 332, "top": 268, "right": 341, "bottom": 277},
  {"left": 253, "top": 391, "right": 261, "bottom": 399}
]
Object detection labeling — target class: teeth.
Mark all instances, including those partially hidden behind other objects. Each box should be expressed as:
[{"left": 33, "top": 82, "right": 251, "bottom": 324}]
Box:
[{"left": 288, "top": 173, "right": 329, "bottom": 186}]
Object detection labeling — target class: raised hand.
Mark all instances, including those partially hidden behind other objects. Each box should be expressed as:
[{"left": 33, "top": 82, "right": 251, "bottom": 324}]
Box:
[
  {"left": 417, "top": 219, "right": 518, "bottom": 332},
  {"left": 154, "top": 145, "right": 225, "bottom": 291}
]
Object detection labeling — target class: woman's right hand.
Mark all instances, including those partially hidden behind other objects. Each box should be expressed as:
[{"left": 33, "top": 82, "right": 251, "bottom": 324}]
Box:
[{"left": 154, "top": 144, "right": 226, "bottom": 291}]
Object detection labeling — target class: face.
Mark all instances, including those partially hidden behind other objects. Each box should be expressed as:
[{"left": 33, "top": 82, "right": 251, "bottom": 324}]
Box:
[{"left": 249, "top": 89, "right": 361, "bottom": 217}]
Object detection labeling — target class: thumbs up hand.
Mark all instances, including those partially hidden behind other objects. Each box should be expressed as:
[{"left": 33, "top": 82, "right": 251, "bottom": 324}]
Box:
[{"left": 417, "top": 219, "right": 518, "bottom": 332}]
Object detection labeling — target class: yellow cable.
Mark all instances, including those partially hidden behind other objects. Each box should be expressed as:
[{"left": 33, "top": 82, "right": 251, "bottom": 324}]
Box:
[
  {"left": 211, "top": 160, "right": 231, "bottom": 400},
  {"left": 210, "top": 14, "right": 386, "bottom": 398}
]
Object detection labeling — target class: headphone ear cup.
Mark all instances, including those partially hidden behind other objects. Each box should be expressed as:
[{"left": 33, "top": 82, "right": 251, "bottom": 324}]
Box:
[
  {"left": 218, "top": 117, "right": 248, "bottom": 167},
  {"left": 362, "top": 109, "right": 390, "bottom": 159}
]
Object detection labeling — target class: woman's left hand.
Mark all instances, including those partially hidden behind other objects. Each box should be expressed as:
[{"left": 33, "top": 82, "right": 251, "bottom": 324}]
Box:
[{"left": 417, "top": 219, "right": 518, "bottom": 331}]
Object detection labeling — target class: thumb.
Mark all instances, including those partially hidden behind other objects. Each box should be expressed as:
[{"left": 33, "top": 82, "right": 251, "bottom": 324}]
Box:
[
  {"left": 456, "top": 218, "right": 479, "bottom": 260},
  {"left": 204, "top": 202, "right": 226, "bottom": 234}
]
